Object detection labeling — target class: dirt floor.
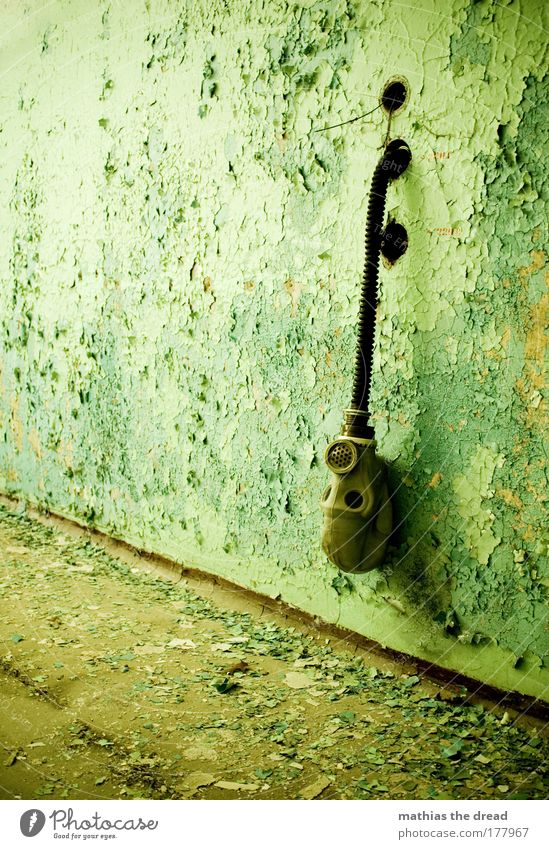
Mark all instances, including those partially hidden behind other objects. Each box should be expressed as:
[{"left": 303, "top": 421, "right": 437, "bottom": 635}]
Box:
[{"left": 0, "top": 502, "right": 547, "bottom": 801}]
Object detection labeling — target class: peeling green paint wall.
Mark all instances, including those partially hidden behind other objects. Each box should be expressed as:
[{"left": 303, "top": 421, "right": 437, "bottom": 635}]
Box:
[{"left": 0, "top": 0, "right": 547, "bottom": 698}]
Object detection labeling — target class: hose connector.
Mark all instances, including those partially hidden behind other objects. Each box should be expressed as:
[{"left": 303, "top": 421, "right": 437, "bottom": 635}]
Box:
[{"left": 382, "top": 139, "right": 412, "bottom": 178}]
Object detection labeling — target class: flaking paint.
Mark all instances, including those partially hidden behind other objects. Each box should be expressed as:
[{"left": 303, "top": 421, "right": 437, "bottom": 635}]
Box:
[{"left": 0, "top": 0, "right": 547, "bottom": 697}]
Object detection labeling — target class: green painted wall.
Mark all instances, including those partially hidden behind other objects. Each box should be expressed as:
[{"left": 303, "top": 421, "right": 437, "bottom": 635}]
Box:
[{"left": 0, "top": 0, "right": 547, "bottom": 698}]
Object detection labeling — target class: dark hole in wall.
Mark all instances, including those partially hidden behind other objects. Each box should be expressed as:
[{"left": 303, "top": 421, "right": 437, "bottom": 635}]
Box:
[{"left": 381, "top": 79, "right": 408, "bottom": 113}]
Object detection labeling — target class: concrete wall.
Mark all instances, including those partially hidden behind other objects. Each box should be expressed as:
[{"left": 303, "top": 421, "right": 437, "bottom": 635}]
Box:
[{"left": 0, "top": 0, "right": 547, "bottom": 697}]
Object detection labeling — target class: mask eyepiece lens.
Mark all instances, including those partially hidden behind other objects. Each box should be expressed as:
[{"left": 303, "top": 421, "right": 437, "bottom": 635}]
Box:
[{"left": 344, "top": 490, "right": 364, "bottom": 509}]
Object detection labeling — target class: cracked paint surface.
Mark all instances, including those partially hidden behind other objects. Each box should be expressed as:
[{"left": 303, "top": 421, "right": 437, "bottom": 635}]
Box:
[{"left": 0, "top": 0, "right": 547, "bottom": 697}]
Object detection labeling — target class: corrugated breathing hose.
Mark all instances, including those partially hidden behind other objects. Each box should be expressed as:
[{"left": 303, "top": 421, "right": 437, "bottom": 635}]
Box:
[{"left": 345, "top": 139, "right": 412, "bottom": 439}]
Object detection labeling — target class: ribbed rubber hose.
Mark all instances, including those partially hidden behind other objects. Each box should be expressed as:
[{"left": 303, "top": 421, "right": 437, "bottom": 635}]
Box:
[{"left": 350, "top": 140, "right": 411, "bottom": 414}]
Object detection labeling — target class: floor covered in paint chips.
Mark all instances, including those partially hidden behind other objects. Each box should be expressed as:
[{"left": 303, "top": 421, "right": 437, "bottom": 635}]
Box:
[{"left": 0, "top": 503, "right": 546, "bottom": 801}]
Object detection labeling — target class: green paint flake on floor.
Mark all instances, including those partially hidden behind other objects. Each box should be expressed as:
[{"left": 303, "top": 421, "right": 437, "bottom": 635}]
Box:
[{"left": 0, "top": 504, "right": 546, "bottom": 801}]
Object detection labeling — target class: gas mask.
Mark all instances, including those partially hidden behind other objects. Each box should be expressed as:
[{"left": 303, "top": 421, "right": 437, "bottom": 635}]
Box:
[
  {"left": 321, "top": 435, "right": 392, "bottom": 573},
  {"left": 320, "top": 137, "right": 411, "bottom": 574}
]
